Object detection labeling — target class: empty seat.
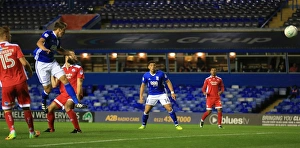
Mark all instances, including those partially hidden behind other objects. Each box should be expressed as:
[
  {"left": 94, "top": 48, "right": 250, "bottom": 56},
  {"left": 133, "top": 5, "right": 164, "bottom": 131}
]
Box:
[
  {"left": 237, "top": 22, "right": 245, "bottom": 27},
  {"left": 166, "top": 23, "right": 173, "bottom": 28},
  {"left": 229, "top": 22, "right": 237, "bottom": 27},
  {"left": 159, "top": 23, "right": 166, "bottom": 28},
  {"left": 179, "top": 23, "right": 187, "bottom": 28},
  {"left": 138, "top": 23, "right": 146, "bottom": 28}
]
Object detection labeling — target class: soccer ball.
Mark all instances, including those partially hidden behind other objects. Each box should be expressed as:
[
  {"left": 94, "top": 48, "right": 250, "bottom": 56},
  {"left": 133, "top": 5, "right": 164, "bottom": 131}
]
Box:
[{"left": 284, "top": 25, "right": 298, "bottom": 38}]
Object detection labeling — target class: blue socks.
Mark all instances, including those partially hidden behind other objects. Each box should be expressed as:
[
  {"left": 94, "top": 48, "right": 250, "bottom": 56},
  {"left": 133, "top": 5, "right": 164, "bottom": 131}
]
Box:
[
  {"left": 141, "top": 110, "right": 178, "bottom": 126},
  {"left": 142, "top": 112, "right": 149, "bottom": 126},
  {"left": 42, "top": 90, "right": 49, "bottom": 100},
  {"left": 169, "top": 109, "right": 179, "bottom": 125},
  {"left": 64, "top": 83, "right": 79, "bottom": 104},
  {"left": 42, "top": 90, "right": 49, "bottom": 105}
]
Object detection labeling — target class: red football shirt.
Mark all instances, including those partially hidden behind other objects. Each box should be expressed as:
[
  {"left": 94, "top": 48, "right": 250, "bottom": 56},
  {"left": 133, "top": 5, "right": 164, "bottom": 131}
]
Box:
[
  {"left": 202, "top": 75, "right": 225, "bottom": 98},
  {"left": 0, "top": 41, "right": 27, "bottom": 87},
  {"left": 59, "top": 64, "right": 85, "bottom": 97}
]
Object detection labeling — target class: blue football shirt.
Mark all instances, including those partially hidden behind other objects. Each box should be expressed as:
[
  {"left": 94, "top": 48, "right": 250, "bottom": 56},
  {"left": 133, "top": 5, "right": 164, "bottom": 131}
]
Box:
[
  {"left": 142, "top": 70, "right": 169, "bottom": 95},
  {"left": 33, "top": 30, "right": 60, "bottom": 63}
]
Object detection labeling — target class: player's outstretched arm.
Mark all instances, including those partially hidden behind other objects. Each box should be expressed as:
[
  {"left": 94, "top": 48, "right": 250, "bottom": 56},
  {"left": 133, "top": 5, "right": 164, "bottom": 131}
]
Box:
[{"left": 57, "top": 48, "right": 77, "bottom": 61}]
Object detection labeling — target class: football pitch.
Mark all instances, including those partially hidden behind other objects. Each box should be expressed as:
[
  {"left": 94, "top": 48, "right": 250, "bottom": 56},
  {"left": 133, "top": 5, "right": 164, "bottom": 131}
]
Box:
[{"left": 0, "top": 121, "right": 299, "bottom": 148}]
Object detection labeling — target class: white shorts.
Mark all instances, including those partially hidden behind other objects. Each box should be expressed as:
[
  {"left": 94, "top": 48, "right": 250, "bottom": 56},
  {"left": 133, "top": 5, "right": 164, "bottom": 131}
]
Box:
[
  {"left": 146, "top": 94, "right": 171, "bottom": 106},
  {"left": 35, "top": 60, "right": 65, "bottom": 86}
]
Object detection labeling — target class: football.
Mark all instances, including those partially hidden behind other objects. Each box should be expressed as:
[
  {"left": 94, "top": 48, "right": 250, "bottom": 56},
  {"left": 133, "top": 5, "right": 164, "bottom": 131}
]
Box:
[{"left": 284, "top": 25, "right": 298, "bottom": 38}]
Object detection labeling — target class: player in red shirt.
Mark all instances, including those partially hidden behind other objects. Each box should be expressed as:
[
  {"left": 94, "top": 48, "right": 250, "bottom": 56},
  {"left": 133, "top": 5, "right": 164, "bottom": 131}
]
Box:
[
  {"left": 200, "top": 68, "right": 225, "bottom": 129},
  {"left": 44, "top": 51, "right": 85, "bottom": 133},
  {"left": 0, "top": 26, "right": 40, "bottom": 140}
]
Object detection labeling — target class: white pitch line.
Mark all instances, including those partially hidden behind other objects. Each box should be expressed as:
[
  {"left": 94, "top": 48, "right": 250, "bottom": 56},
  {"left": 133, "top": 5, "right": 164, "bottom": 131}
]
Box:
[{"left": 28, "top": 132, "right": 275, "bottom": 147}]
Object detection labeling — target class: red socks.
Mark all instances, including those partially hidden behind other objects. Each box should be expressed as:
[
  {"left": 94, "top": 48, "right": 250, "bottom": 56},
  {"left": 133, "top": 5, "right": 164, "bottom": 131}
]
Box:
[
  {"left": 24, "top": 110, "right": 34, "bottom": 132},
  {"left": 67, "top": 110, "right": 80, "bottom": 130},
  {"left": 218, "top": 111, "right": 222, "bottom": 125},
  {"left": 201, "top": 111, "right": 210, "bottom": 121},
  {"left": 5, "top": 111, "right": 14, "bottom": 132},
  {"left": 47, "top": 112, "right": 55, "bottom": 130}
]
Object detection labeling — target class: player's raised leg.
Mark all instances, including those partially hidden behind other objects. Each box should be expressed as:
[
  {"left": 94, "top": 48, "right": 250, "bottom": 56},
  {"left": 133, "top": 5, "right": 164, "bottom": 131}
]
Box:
[{"left": 51, "top": 64, "right": 85, "bottom": 108}]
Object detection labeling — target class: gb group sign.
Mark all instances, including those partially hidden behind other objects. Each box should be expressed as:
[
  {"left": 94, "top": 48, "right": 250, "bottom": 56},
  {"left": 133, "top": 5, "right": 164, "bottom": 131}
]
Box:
[{"left": 12, "top": 30, "right": 300, "bottom": 54}]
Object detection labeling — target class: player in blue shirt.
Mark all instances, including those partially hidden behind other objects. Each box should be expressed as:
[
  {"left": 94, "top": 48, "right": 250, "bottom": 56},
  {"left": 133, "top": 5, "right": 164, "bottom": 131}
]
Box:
[
  {"left": 33, "top": 21, "right": 86, "bottom": 112},
  {"left": 138, "top": 61, "right": 183, "bottom": 130}
]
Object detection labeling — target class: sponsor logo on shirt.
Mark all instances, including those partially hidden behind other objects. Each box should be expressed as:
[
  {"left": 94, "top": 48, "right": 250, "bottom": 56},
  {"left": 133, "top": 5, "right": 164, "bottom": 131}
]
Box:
[{"left": 66, "top": 73, "right": 72, "bottom": 79}]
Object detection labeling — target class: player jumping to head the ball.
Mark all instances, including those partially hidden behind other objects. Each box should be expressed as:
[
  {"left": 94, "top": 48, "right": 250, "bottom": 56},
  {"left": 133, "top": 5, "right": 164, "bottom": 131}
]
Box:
[{"left": 33, "top": 21, "right": 87, "bottom": 113}]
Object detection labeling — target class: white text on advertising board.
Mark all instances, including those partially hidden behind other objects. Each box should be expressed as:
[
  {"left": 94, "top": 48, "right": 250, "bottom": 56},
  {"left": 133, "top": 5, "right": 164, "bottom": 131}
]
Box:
[
  {"left": 0, "top": 111, "right": 80, "bottom": 120},
  {"left": 262, "top": 115, "right": 300, "bottom": 126},
  {"left": 209, "top": 114, "right": 250, "bottom": 125}
]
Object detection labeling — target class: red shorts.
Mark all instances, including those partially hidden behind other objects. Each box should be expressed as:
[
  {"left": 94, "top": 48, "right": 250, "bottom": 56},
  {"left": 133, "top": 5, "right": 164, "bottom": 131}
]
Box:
[
  {"left": 2, "top": 81, "right": 30, "bottom": 110},
  {"left": 53, "top": 94, "right": 72, "bottom": 109},
  {"left": 206, "top": 97, "right": 222, "bottom": 110}
]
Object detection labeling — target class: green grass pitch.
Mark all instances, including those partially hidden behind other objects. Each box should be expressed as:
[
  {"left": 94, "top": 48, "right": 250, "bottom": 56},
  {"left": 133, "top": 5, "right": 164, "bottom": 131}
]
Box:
[{"left": 0, "top": 121, "right": 299, "bottom": 148}]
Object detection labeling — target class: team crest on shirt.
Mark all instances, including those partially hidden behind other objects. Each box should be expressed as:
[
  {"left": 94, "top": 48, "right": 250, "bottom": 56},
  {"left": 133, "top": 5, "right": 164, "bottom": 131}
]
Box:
[
  {"left": 44, "top": 33, "right": 49, "bottom": 37},
  {"left": 4, "top": 101, "right": 10, "bottom": 106},
  {"left": 72, "top": 68, "right": 75, "bottom": 72},
  {"left": 156, "top": 76, "right": 159, "bottom": 80}
]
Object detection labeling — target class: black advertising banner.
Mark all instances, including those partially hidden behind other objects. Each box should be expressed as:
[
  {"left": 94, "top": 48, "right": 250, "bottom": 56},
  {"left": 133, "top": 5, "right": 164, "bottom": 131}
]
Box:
[
  {"left": 204, "top": 113, "right": 262, "bottom": 125},
  {"left": 96, "top": 112, "right": 198, "bottom": 124},
  {"left": 11, "top": 30, "right": 300, "bottom": 53},
  {"left": 95, "top": 112, "right": 262, "bottom": 125},
  {"left": 262, "top": 114, "right": 300, "bottom": 126}
]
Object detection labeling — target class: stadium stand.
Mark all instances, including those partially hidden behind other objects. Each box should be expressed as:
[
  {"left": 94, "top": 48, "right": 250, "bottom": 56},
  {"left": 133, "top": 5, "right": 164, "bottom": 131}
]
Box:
[
  {"left": 0, "top": 0, "right": 288, "bottom": 30},
  {"left": 100, "top": 0, "right": 288, "bottom": 29},
  {"left": 283, "top": 8, "right": 300, "bottom": 27},
  {"left": 1, "top": 0, "right": 108, "bottom": 30},
  {"left": 267, "top": 98, "right": 300, "bottom": 114},
  {"left": 0, "top": 0, "right": 295, "bottom": 115},
  {"left": 266, "top": 86, "right": 300, "bottom": 114},
  {"left": 0, "top": 84, "right": 277, "bottom": 113}
]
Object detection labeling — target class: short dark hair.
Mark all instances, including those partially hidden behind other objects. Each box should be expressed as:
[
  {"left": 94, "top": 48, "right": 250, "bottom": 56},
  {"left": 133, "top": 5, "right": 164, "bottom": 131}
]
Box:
[
  {"left": 54, "top": 21, "right": 67, "bottom": 30},
  {"left": 147, "top": 60, "right": 156, "bottom": 66}
]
